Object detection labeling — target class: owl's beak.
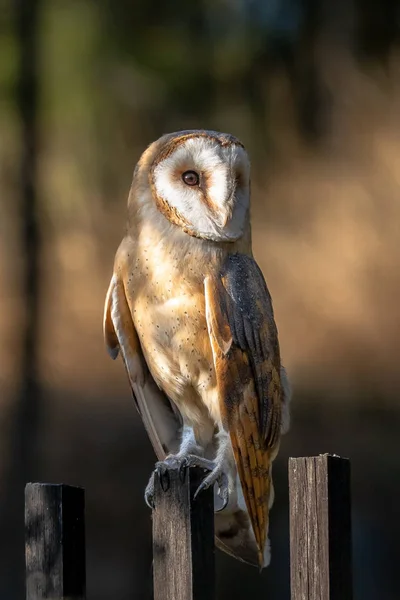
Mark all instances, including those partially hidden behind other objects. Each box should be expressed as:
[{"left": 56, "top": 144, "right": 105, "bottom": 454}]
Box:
[
  {"left": 219, "top": 187, "right": 236, "bottom": 228},
  {"left": 219, "top": 205, "right": 239, "bottom": 231}
]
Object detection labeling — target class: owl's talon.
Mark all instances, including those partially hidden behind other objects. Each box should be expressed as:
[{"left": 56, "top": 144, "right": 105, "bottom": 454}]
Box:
[
  {"left": 144, "top": 455, "right": 190, "bottom": 507},
  {"left": 144, "top": 493, "right": 154, "bottom": 510},
  {"left": 180, "top": 453, "right": 230, "bottom": 510},
  {"left": 144, "top": 472, "right": 156, "bottom": 509},
  {"left": 215, "top": 474, "right": 229, "bottom": 511},
  {"left": 193, "top": 479, "right": 208, "bottom": 500},
  {"left": 193, "top": 465, "right": 229, "bottom": 511},
  {"left": 215, "top": 497, "right": 228, "bottom": 512},
  {"left": 178, "top": 458, "right": 188, "bottom": 482},
  {"left": 156, "top": 462, "right": 171, "bottom": 492}
]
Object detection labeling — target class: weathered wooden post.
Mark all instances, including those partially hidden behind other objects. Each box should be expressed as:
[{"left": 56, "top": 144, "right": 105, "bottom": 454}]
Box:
[
  {"left": 25, "top": 483, "right": 86, "bottom": 599},
  {"left": 288, "top": 454, "right": 353, "bottom": 600},
  {"left": 152, "top": 465, "right": 215, "bottom": 600}
]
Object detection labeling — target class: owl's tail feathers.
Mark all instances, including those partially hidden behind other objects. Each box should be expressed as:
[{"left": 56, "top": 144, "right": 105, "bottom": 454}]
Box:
[
  {"left": 226, "top": 389, "right": 274, "bottom": 569},
  {"left": 214, "top": 508, "right": 270, "bottom": 569}
]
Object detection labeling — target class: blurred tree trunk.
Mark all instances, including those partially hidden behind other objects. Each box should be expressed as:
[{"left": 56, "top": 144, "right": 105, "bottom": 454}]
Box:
[
  {"left": 0, "top": 0, "right": 41, "bottom": 597},
  {"left": 354, "top": 0, "right": 400, "bottom": 63},
  {"left": 15, "top": 0, "right": 41, "bottom": 413}
]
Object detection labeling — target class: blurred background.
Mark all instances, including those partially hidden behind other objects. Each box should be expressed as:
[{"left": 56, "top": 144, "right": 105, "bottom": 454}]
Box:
[{"left": 1, "top": 0, "right": 400, "bottom": 597}]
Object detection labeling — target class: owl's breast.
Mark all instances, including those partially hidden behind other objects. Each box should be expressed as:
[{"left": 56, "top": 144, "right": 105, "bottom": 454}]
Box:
[{"left": 124, "top": 248, "right": 216, "bottom": 416}]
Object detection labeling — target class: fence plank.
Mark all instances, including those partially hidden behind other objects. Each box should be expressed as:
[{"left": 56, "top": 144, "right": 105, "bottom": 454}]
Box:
[
  {"left": 288, "top": 454, "right": 353, "bottom": 600},
  {"left": 25, "top": 483, "right": 86, "bottom": 600},
  {"left": 152, "top": 465, "right": 215, "bottom": 600}
]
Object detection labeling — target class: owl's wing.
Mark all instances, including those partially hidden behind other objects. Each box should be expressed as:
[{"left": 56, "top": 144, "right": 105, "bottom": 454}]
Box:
[
  {"left": 103, "top": 267, "right": 181, "bottom": 460},
  {"left": 205, "top": 253, "right": 283, "bottom": 564}
]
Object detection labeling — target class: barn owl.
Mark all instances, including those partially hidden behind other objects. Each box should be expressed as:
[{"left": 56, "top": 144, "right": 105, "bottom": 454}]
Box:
[{"left": 103, "top": 130, "right": 291, "bottom": 568}]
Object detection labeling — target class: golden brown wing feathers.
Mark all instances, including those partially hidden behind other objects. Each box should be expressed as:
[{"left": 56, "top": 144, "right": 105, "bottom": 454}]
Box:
[{"left": 205, "top": 254, "right": 282, "bottom": 566}]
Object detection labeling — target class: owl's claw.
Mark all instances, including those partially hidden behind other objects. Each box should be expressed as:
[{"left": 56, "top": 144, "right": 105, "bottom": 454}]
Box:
[
  {"left": 144, "top": 453, "right": 230, "bottom": 511},
  {"left": 193, "top": 466, "right": 229, "bottom": 511},
  {"left": 144, "top": 460, "right": 172, "bottom": 508},
  {"left": 185, "top": 455, "right": 230, "bottom": 511},
  {"left": 215, "top": 476, "right": 230, "bottom": 512},
  {"left": 144, "top": 456, "right": 189, "bottom": 509},
  {"left": 144, "top": 473, "right": 155, "bottom": 509}
]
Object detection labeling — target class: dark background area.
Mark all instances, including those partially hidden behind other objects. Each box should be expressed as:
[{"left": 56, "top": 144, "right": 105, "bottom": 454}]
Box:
[{"left": 1, "top": 0, "right": 400, "bottom": 598}]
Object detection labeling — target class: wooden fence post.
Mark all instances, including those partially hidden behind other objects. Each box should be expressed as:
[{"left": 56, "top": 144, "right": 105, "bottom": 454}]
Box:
[
  {"left": 288, "top": 454, "right": 353, "bottom": 600},
  {"left": 25, "top": 483, "right": 86, "bottom": 600},
  {"left": 152, "top": 465, "right": 215, "bottom": 600}
]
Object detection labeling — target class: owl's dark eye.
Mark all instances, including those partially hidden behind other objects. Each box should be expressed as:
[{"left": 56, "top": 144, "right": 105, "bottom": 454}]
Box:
[{"left": 182, "top": 170, "right": 199, "bottom": 186}]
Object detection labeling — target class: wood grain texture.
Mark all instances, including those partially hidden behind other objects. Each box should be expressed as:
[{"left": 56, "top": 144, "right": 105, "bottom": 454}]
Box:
[
  {"left": 25, "top": 483, "right": 86, "bottom": 599},
  {"left": 289, "top": 454, "right": 353, "bottom": 600},
  {"left": 152, "top": 465, "right": 215, "bottom": 600}
]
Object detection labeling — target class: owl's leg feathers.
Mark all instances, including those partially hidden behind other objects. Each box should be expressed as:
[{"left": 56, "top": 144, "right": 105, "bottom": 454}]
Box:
[
  {"left": 189, "top": 429, "right": 232, "bottom": 511},
  {"left": 176, "top": 423, "right": 204, "bottom": 458},
  {"left": 144, "top": 424, "right": 205, "bottom": 509}
]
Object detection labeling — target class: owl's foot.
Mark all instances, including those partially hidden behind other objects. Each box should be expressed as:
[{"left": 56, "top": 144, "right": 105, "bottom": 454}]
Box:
[
  {"left": 144, "top": 454, "right": 194, "bottom": 509},
  {"left": 144, "top": 453, "right": 229, "bottom": 511},
  {"left": 186, "top": 454, "right": 229, "bottom": 511}
]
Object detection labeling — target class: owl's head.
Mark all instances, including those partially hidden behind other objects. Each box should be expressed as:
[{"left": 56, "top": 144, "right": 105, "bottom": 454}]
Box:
[{"left": 135, "top": 130, "right": 251, "bottom": 242}]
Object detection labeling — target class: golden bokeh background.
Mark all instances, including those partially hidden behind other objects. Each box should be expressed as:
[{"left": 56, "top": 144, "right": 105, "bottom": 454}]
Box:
[{"left": 1, "top": 1, "right": 399, "bottom": 598}]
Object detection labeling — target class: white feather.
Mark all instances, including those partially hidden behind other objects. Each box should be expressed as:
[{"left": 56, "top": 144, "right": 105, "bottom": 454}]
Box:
[
  {"left": 153, "top": 137, "right": 250, "bottom": 241},
  {"left": 110, "top": 276, "right": 145, "bottom": 387}
]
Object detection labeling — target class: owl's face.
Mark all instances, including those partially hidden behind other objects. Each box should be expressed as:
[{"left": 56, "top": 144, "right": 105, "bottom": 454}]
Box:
[{"left": 147, "top": 130, "right": 250, "bottom": 242}]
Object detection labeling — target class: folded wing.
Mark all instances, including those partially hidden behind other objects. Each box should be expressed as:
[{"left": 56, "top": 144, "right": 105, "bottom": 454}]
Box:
[
  {"left": 104, "top": 268, "right": 181, "bottom": 460},
  {"left": 205, "top": 253, "right": 283, "bottom": 566}
]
